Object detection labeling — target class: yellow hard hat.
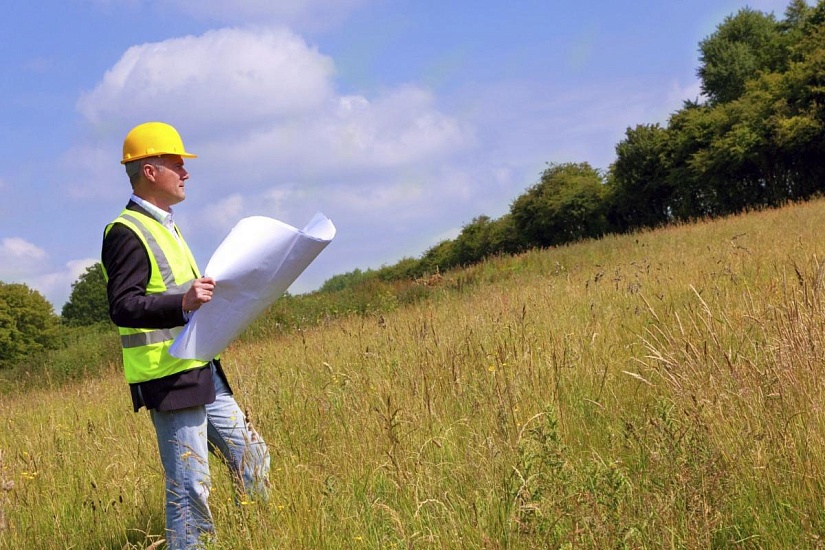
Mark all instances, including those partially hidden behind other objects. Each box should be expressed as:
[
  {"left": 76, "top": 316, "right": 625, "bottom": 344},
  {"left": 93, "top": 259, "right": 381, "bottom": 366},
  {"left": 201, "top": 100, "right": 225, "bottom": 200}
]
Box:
[{"left": 121, "top": 121, "right": 197, "bottom": 164}]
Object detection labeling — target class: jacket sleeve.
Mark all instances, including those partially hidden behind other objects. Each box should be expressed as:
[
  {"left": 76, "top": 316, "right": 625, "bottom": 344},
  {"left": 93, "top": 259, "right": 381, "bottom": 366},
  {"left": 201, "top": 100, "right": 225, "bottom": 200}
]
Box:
[{"left": 101, "top": 222, "right": 187, "bottom": 329}]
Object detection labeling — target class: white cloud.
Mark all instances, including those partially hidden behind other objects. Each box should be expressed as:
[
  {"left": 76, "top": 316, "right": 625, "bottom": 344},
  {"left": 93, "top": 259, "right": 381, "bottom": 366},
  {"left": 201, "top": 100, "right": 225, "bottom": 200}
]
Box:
[
  {"left": 75, "top": 26, "right": 475, "bottom": 224},
  {"left": 262, "top": 187, "right": 297, "bottom": 213},
  {"left": 204, "top": 85, "right": 472, "bottom": 182},
  {"left": 207, "top": 194, "right": 247, "bottom": 232},
  {"left": 0, "top": 238, "right": 48, "bottom": 279},
  {"left": 77, "top": 27, "right": 335, "bottom": 129},
  {"left": 61, "top": 143, "right": 126, "bottom": 200},
  {"left": 0, "top": 239, "right": 95, "bottom": 309},
  {"left": 28, "top": 258, "right": 99, "bottom": 312},
  {"left": 66, "top": 258, "right": 100, "bottom": 280}
]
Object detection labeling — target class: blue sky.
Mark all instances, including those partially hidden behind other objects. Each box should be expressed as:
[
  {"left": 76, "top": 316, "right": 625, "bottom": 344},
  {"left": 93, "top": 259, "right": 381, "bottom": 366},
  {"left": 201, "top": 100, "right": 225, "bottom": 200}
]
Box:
[{"left": 0, "top": 0, "right": 793, "bottom": 310}]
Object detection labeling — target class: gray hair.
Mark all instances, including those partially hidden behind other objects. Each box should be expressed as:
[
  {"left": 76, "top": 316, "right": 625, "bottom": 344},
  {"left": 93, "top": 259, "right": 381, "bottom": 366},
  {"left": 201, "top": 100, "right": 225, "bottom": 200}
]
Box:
[{"left": 125, "top": 157, "right": 165, "bottom": 184}]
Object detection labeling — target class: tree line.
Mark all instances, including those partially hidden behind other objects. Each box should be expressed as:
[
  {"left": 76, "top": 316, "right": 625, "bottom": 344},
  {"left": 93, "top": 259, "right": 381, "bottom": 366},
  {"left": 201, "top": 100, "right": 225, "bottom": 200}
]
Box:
[
  {"left": 322, "top": 0, "right": 824, "bottom": 291},
  {"left": 0, "top": 263, "right": 107, "bottom": 368},
  {"left": 2, "top": 0, "right": 822, "bottom": 367}
]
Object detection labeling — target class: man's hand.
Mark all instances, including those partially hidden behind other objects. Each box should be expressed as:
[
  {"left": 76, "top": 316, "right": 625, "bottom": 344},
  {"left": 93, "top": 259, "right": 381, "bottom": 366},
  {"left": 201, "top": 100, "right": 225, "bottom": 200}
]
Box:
[{"left": 183, "top": 277, "right": 216, "bottom": 312}]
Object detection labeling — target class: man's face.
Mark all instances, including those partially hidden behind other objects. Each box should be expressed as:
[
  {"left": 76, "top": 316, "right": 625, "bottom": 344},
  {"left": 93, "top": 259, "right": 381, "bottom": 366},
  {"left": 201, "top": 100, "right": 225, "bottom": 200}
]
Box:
[{"left": 146, "top": 155, "right": 189, "bottom": 210}]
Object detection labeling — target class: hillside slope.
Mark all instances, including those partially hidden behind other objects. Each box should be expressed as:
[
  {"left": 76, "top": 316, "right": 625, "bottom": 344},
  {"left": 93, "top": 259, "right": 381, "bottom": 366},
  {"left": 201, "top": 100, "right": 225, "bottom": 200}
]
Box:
[{"left": 3, "top": 199, "right": 825, "bottom": 548}]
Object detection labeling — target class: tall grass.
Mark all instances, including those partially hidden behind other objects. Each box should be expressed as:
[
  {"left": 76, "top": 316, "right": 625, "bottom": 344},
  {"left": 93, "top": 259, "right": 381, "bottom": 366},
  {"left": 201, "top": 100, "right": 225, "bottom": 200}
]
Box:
[{"left": 4, "top": 200, "right": 825, "bottom": 548}]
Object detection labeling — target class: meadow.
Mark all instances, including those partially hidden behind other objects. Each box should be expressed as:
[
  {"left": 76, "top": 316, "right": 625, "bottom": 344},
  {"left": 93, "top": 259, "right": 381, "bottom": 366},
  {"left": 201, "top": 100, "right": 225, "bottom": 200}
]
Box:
[{"left": 3, "top": 199, "right": 825, "bottom": 548}]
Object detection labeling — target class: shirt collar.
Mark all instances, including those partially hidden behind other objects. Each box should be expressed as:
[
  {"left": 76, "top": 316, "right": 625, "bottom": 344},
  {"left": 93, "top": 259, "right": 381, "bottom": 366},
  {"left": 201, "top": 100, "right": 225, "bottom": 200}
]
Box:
[{"left": 131, "top": 194, "right": 175, "bottom": 229}]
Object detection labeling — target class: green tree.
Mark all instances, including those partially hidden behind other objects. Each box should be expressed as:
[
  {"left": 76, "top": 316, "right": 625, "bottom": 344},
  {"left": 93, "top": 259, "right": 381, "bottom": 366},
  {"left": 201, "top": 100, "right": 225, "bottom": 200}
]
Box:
[
  {"left": 487, "top": 214, "right": 526, "bottom": 256},
  {"left": 61, "top": 263, "right": 110, "bottom": 327},
  {"left": 377, "top": 257, "right": 424, "bottom": 281},
  {"left": 682, "top": 2, "right": 825, "bottom": 214},
  {"left": 510, "top": 162, "right": 610, "bottom": 248},
  {"left": 449, "top": 214, "right": 527, "bottom": 266},
  {"left": 0, "top": 282, "right": 61, "bottom": 368},
  {"left": 608, "top": 123, "right": 673, "bottom": 230},
  {"left": 698, "top": 7, "right": 782, "bottom": 104},
  {"left": 418, "top": 240, "right": 456, "bottom": 275},
  {"left": 451, "top": 215, "right": 492, "bottom": 266},
  {"left": 604, "top": 3, "right": 825, "bottom": 224}
]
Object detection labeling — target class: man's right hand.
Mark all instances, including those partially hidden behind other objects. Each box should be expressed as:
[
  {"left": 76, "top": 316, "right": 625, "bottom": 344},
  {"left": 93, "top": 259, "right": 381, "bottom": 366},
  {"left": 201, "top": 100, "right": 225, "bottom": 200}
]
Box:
[{"left": 183, "top": 277, "right": 216, "bottom": 312}]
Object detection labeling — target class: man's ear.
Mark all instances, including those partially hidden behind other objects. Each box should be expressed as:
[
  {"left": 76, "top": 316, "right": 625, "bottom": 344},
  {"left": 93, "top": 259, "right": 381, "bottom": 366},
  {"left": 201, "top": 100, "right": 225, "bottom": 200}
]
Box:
[{"left": 142, "top": 162, "right": 158, "bottom": 183}]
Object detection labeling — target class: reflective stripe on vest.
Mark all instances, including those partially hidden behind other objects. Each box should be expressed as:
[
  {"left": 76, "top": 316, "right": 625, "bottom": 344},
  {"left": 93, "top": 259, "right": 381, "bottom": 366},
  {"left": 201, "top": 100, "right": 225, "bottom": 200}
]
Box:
[
  {"left": 119, "top": 212, "right": 194, "bottom": 295},
  {"left": 120, "top": 326, "right": 183, "bottom": 348},
  {"left": 105, "top": 208, "right": 208, "bottom": 383}
]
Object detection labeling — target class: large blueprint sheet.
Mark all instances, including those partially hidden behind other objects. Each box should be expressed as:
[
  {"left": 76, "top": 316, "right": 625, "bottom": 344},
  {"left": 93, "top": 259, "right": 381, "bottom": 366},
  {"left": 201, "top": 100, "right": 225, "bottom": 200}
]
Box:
[{"left": 169, "top": 212, "right": 335, "bottom": 360}]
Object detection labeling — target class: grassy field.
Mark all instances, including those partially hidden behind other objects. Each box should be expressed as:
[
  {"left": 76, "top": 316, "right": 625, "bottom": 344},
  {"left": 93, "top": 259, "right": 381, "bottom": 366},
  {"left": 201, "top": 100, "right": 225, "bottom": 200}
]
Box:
[{"left": 4, "top": 199, "right": 825, "bottom": 548}]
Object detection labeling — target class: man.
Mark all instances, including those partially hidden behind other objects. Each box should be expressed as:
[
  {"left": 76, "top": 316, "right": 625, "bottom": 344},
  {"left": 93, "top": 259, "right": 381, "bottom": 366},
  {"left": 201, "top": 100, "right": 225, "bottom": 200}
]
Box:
[{"left": 101, "top": 121, "right": 269, "bottom": 548}]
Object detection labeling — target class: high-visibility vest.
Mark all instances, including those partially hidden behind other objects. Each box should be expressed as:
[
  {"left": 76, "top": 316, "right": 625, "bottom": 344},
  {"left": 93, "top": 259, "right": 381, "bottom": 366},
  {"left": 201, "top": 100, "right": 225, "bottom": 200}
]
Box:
[{"left": 103, "top": 209, "right": 209, "bottom": 383}]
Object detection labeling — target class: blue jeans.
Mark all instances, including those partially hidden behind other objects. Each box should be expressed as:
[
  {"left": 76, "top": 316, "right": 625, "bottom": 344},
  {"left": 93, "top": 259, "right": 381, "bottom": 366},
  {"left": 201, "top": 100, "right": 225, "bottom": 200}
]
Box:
[{"left": 150, "top": 367, "right": 270, "bottom": 549}]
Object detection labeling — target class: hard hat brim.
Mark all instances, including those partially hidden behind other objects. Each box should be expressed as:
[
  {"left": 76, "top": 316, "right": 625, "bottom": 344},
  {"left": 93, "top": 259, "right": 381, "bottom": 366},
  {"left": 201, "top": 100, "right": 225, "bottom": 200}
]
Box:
[{"left": 120, "top": 151, "right": 198, "bottom": 165}]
